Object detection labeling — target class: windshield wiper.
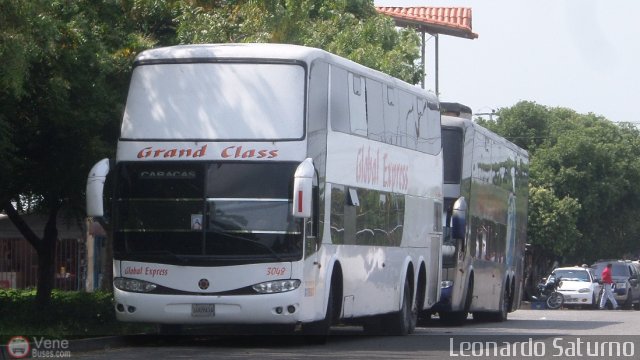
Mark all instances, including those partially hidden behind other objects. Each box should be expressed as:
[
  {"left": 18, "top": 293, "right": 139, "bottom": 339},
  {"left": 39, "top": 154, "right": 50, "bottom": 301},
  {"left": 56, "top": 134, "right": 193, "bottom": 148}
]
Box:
[
  {"left": 124, "top": 250, "right": 189, "bottom": 263},
  {"left": 208, "top": 230, "right": 283, "bottom": 262}
]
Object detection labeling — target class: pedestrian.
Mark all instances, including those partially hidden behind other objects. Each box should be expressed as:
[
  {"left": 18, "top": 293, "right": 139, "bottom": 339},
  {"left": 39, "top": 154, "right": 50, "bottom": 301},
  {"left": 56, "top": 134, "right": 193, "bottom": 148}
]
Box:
[{"left": 599, "top": 263, "right": 620, "bottom": 310}]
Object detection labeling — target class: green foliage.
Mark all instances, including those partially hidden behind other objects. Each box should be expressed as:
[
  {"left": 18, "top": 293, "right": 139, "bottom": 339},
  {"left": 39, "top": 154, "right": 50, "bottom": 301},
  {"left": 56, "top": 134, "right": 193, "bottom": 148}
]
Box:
[
  {"left": 527, "top": 186, "right": 581, "bottom": 255},
  {"left": 0, "top": 290, "right": 150, "bottom": 340},
  {"left": 486, "top": 101, "right": 640, "bottom": 263},
  {"left": 1, "top": 0, "right": 134, "bottom": 209},
  {"left": 477, "top": 101, "right": 552, "bottom": 153},
  {"left": 171, "top": 0, "right": 424, "bottom": 83}
]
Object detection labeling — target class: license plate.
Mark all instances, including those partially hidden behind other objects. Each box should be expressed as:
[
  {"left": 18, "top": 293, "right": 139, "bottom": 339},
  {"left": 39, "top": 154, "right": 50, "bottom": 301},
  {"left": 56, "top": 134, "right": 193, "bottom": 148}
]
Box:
[{"left": 191, "top": 304, "right": 215, "bottom": 317}]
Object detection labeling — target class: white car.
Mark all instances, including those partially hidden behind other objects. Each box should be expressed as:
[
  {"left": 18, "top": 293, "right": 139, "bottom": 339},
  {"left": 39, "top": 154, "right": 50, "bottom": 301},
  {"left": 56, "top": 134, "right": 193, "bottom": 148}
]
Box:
[{"left": 551, "top": 266, "right": 602, "bottom": 308}]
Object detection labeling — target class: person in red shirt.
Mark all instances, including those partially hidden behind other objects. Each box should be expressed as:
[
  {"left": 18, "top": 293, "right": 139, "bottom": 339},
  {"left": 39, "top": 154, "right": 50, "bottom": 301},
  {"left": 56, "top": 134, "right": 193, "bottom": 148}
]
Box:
[{"left": 599, "top": 263, "right": 620, "bottom": 310}]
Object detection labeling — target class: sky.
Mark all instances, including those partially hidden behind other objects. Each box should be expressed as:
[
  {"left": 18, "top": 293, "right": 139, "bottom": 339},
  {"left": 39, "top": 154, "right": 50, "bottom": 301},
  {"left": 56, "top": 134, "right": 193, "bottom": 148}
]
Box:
[{"left": 374, "top": 0, "right": 640, "bottom": 123}]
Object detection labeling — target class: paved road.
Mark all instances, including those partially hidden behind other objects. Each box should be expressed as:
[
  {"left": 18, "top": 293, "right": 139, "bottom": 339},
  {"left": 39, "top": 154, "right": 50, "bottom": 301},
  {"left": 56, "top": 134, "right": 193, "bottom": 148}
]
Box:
[{"left": 72, "top": 309, "right": 640, "bottom": 360}]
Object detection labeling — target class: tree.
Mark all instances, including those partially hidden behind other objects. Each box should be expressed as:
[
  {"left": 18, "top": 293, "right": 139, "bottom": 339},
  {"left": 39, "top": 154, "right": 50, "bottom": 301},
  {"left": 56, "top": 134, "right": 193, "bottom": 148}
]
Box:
[
  {"left": 173, "top": 0, "right": 424, "bottom": 83},
  {"left": 532, "top": 116, "right": 640, "bottom": 261},
  {"left": 0, "top": 0, "right": 140, "bottom": 306},
  {"left": 527, "top": 186, "right": 581, "bottom": 256},
  {"left": 476, "top": 101, "right": 552, "bottom": 153},
  {"left": 483, "top": 101, "right": 640, "bottom": 264}
]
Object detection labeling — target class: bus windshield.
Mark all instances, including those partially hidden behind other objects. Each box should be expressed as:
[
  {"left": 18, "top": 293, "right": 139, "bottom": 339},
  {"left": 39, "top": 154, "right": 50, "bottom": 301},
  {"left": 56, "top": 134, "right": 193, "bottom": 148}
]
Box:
[
  {"left": 442, "top": 127, "right": 463, "bottom": 184},
  {"left": 113, "top": 161, "right": 303, "bottom": 265},
  {"left": 121, "top": 62, "right": 305, "bottom": 140}
]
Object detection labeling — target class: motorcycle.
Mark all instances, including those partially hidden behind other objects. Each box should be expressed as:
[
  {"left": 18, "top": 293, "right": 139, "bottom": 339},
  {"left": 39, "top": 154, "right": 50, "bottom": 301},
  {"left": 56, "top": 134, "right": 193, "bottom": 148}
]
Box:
[{"left": 531, "top": 276, "right": 564, "bottom": 309}]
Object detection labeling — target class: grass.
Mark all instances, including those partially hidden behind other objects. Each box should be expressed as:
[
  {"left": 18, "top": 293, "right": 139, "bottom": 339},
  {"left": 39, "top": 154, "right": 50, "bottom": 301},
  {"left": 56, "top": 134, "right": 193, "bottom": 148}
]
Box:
[{"left": 0, "top": 289, "right": 153, "bottom": 342}]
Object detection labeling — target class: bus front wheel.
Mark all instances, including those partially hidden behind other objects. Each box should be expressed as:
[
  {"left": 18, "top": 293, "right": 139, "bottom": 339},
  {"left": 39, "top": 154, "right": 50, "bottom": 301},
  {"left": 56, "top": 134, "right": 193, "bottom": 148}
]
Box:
[{"left": 303, "top": 285, "right": 334, "bottom": 344}]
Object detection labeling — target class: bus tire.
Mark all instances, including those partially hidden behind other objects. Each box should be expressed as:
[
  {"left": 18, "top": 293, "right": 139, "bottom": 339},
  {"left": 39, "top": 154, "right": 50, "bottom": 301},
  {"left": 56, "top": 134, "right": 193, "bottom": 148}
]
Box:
[
  {"left": 303, "top": 285, "right": 334, "bottom": 344},
  {"left": 493, "top": 283, "right": 510, "bottom": 321},
  {"left": 441, "top": 274, "right": 473, "bottom": 325},
  {"left": 387, "top": 277, "right": 416, "bottom": 335},
  {"left": 474, "top": 282, "right": 509, "bottom": 322}
]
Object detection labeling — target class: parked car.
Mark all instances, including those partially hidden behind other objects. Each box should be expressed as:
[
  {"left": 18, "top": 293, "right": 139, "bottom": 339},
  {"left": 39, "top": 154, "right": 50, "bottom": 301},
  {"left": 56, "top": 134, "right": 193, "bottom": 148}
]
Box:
[
  {"left": 550, "top": 266, "right": 601, "bottom": 308},
  {"left": 591, "top": 260, "right": 640, "bottom": 310}
]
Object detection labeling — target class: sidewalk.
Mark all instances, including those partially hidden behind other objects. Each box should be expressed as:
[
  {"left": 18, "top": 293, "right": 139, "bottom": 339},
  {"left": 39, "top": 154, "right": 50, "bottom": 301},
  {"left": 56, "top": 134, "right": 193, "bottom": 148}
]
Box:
[{"left": 1, "top": 335, "right": 138, "bottom": 360}]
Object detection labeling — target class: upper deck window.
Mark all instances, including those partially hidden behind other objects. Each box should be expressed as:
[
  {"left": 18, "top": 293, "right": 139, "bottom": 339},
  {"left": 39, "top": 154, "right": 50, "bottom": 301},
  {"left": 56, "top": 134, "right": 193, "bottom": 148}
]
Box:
[{"left": 121, "top": 62, "right": 305, "bottom": 140}]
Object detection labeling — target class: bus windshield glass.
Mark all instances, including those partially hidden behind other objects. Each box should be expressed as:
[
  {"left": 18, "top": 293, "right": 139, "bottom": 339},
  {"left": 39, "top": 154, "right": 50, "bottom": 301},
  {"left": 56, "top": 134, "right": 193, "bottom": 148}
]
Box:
[
  {"left": 113, "top": 161, "right": 303, "bottom": 265},
  {"left": 442, "top": 127, "right": 463, "bottom": 184},
  {"left": 121, "top": 63, "right": 305, "bottom": 140}
]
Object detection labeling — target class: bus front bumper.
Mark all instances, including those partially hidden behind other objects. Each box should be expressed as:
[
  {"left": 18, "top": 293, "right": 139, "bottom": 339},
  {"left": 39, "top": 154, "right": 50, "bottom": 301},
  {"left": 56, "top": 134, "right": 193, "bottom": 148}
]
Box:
[{"left": 113, "top": 288, "right": 306, "bottom": 325}]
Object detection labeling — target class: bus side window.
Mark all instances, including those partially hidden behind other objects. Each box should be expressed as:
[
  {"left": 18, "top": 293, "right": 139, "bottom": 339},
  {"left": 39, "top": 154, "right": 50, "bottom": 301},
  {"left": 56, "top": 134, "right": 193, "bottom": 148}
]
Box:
[
  {"left": 306, "top": 184, "right": 320, "bottom": 239},
  {"left": 417, "top": 101, "right": 441, "bottom": 155},
  {"left": 330, "top": 185, "right": 346, "bottom": 245},
  {"left": 330, "top": 66, "right": 349, "bottom": 133},
  {"left": 397, "top": 90, "right": 415, "bottom": 149},
  {"left": 365, "top": 78, "right": 384, "bottom": 142},
  {"left": 308, "top": 61, "right": 328, "bottom": 134},
  {"left": 383, "top": 86, "right": 398, "bottom": 145},
  {"left": 348, "top": 73, "right": 367, "bottom": 137}
]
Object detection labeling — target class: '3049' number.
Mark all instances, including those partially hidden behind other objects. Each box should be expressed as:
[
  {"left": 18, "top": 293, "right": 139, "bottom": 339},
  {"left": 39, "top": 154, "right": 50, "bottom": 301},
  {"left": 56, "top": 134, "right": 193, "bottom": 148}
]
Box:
[{"left": 267, "top": 267, "right": 286, "bottom": 276}]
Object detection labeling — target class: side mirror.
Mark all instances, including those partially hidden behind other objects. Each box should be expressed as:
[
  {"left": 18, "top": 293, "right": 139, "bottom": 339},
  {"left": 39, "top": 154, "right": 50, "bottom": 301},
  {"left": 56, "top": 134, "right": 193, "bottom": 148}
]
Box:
[
  {"left": 451, "top": 197, "right": 467, "bottom": 240},
  {"left": 292, "top": 158, "right": 314, "bottom": 218},
  {"left": 86, "top": 159, "right": 111, "bottom": 217}
]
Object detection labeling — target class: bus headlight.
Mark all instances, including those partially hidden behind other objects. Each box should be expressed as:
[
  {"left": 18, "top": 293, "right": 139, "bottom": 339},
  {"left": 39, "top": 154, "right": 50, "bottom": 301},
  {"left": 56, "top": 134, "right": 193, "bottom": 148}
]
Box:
[
  {"left": 114, "top": 277, "right": 157, "bottom": 293},
  {"left": 441, "top": 281, "right": 454, "bottom": 288},
  {"left": 252, "top": 279, "right": 301, "bottom": 294}
]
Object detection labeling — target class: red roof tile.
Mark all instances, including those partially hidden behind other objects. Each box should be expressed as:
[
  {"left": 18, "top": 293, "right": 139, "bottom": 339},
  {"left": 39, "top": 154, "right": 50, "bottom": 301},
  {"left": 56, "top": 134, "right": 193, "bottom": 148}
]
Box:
[{"left": 376, "top": 6, "right": 478, "bottom": 39}]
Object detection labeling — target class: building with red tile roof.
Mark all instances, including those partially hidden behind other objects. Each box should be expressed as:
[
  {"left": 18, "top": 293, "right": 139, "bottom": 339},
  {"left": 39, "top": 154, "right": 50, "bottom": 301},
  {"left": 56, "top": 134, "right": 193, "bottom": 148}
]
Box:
[
  {"left": 375, "top": 6, "right": 478, "bottom": 91},
  {"left": 376, "top": 6, "right": 478, "bottom": 39}
]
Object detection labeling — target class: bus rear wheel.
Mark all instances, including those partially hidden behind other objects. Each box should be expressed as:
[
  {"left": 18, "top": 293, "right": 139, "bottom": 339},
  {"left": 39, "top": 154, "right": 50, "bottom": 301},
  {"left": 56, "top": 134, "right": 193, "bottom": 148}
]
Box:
[
  {"left": 473, "top": 283, "right": 509, "bottom": 322},
  {"left": 387, "top": 278, "right": 416, "bottom": 335}
]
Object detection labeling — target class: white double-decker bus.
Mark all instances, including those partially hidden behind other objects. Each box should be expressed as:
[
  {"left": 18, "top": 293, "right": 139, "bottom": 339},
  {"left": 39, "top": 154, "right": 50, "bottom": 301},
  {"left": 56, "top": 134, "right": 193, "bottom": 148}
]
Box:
[
  {"left": 433, "top": 102, "right": 528, "bottom": 324},
  {"left": 86, "top": 43, "right": 444, "bottom": 337}
]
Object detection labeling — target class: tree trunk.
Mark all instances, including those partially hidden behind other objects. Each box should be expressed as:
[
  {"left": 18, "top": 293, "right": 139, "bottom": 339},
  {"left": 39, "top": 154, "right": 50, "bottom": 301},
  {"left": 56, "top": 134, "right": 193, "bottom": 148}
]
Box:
[
  {"left": 2, "top": 201, "right": 63, "bottom": 308},
  {"left": 99, "top": 222, "right": 113, "bottom": 291},
  {"left": 35, "top": 207, "right": 59, "bottom": 307}
]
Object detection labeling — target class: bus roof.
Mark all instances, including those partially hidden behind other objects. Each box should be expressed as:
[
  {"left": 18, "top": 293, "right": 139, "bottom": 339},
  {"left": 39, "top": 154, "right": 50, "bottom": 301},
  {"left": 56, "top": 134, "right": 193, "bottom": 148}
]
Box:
[
  {"left": 441, "top": 102, "right": 472, "bottom": 118},
  {"left": 442, "top": 114, "right": 528, "bottom": 158},
  {"left": 134, "top": 43, "right": 436, "bottom": 102},
  {"left": 135, "top": 43, "right": 329, "bottom": 63}
]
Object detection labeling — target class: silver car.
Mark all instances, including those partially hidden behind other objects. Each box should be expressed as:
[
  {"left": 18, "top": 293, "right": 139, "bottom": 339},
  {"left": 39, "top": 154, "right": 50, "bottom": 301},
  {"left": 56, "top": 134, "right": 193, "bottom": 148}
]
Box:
[{"left": 591, "top": 260, "right": 640, "bottom": 310}]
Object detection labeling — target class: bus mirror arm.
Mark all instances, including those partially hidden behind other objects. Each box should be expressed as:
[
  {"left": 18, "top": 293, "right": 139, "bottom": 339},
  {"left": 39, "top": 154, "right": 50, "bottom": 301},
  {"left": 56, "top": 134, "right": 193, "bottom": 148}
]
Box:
[
  {"left": 292, "top": 158, "right": 315, "bottom": 218},
  {"left": 451, "top": 197, "right": 467, "bottom": 241},
  {"left": 86, "top": 158, "right": 111, "bottom": 218}
]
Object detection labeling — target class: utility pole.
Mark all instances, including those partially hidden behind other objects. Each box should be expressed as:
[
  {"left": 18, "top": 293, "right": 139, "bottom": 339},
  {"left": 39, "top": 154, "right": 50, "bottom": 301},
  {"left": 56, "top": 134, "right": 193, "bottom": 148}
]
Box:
[{"left": 476, "top": 110, "right": 496, "bottom": 121}]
